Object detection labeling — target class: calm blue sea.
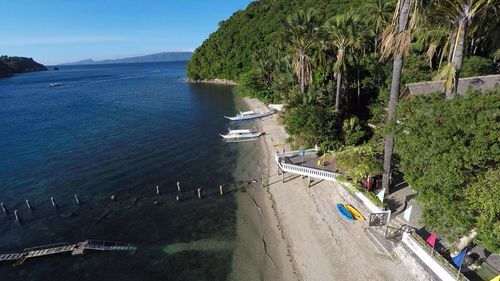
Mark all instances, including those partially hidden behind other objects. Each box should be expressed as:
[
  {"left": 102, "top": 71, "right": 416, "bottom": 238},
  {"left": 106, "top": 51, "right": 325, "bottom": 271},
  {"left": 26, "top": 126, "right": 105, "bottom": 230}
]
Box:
[{"left": 0, "top": 62, "right": 245, "bottom": 280}]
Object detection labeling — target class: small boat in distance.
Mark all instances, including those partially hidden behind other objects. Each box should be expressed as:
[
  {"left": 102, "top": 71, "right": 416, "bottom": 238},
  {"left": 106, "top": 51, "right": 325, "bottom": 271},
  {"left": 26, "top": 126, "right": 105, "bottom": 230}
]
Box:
[
  {"left": 220, "top": 129, "right": 263, "bottom": 142},
  {"left": 224, "top": 110, "right": 272, "bottom": 121},
  {"left": 336, "top": 204, "right": 355, "bottom": 221},
  {"left": 48, "top": 82, "right": 63, "bottom": 87}
]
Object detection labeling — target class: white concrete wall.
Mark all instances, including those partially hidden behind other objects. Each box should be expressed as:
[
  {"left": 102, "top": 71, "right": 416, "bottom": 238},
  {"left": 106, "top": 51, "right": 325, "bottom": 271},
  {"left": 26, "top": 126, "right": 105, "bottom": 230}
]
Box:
[
  {"left": 402, "top": 232, "right": 459, "bottom": 281},
  {"left": 354, "top": 191, "right": 384, "bottom": 213}
]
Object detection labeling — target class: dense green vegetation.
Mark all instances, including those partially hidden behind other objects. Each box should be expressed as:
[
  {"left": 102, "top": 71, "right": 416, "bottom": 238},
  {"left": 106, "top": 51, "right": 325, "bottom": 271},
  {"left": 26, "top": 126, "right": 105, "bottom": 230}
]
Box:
[
  {"left": 0, "top": 56, "right": 47, "bottom": 77},
  {"left": 188, "top": 0, "right": 366, "bottom": 81},
  {"left": 396, "top": 87, "right": 500, "bottom": 252},
  {"left": 188, "top": 0, "right": 499, "bottom": 251}
]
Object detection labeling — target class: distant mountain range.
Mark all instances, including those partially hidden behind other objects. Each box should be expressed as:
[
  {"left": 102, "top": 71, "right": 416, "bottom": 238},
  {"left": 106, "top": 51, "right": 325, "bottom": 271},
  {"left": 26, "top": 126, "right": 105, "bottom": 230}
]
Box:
[{"left": 63, "top": 52, "right": 193, "bottom": 65}]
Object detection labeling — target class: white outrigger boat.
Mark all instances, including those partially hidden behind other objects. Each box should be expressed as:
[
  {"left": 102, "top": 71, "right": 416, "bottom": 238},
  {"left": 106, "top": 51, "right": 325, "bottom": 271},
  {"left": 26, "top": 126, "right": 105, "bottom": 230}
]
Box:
[
  {"left": 224, "top": 110, "right": 272, "bottom": 121},
  {"left": 220, "top": 129, "right": 263, "bottom": 142}
]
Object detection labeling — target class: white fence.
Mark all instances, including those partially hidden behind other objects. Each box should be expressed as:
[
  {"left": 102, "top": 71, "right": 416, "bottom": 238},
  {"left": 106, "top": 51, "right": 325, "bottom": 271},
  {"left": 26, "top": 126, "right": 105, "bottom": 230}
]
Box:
[
  {"left": 402, "top": 233, "right": 461, "bottom": 281},
  {"left": 276, "top": 149, "right": 340, "bottom": 182},
  {"left": 280, "top": 162, "right": 340, "bottom": 182}
]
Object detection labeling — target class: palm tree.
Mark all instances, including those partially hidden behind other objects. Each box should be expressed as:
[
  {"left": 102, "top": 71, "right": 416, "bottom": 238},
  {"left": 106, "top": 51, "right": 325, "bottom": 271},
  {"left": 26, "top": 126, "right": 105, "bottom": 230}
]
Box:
[
  {"left": 325, "top": 13, "right": 363, "bottom": 113},
  {"left": 285, "top": 9, "right": 319, "bottom": 94},
  {"left": 380, "top": 0, "right": 419, "bottom": 194},
  {"left": 434, "top": 0, "right": 493, "bottom": 98},
  {"left": 366, "top": 0, "right": 394, "bottom": 53}
]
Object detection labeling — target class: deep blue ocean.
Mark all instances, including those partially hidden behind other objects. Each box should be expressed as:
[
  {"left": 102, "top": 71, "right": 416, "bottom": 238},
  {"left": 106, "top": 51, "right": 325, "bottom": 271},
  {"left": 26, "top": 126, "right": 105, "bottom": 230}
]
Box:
[{"left": 0, "top": 62, "right": 245, "bottom": 280}]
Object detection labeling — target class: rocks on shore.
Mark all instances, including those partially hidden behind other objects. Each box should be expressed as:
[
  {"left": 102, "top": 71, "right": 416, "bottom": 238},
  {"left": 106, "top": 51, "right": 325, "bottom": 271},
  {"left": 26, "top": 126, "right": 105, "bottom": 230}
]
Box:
[{"left": 186, "top": 78, "right": 238, "bottom": 85}]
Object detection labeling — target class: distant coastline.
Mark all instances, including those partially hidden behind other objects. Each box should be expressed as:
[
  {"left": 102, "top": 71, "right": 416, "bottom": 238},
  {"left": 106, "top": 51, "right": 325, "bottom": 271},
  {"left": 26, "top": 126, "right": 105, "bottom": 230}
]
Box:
[{"left": 62, "top": 52, "right": 192, "bottom": 65}]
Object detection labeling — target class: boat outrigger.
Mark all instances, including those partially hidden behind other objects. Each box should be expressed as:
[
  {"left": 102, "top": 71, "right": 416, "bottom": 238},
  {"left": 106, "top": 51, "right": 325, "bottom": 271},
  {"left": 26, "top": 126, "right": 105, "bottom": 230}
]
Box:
[
  {"left": 220, "top": 129, "right": 263, "bottom": 142},
  {"left": 224, "top": 110, "right": 272, "bottom": 121}
]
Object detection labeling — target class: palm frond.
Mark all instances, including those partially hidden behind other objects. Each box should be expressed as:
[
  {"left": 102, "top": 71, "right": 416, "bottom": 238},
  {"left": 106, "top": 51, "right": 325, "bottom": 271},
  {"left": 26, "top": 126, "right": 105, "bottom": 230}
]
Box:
[{"left": 434, "top": 62, "right": 457, "bottom": 93}]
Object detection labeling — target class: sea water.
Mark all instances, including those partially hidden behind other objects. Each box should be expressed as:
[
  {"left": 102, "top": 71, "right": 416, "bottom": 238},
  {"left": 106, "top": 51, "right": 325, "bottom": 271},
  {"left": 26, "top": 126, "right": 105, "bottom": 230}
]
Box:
[{"left": 0, "top": 62, "right": 254, "bottom": 280}]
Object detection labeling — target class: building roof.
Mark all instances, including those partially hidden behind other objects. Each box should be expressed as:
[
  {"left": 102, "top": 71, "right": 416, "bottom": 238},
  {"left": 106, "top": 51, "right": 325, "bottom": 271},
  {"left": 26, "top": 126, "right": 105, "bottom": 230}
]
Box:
[{"left": 401, "top": 74, "right": 500, "bottom": 98}]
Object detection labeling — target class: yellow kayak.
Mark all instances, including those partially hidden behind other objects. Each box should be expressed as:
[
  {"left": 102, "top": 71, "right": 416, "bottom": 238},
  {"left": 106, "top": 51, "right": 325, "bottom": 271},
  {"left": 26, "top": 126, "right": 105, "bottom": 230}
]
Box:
[{"left": 344, "top": 204, "right": 365, "bottom": 221}]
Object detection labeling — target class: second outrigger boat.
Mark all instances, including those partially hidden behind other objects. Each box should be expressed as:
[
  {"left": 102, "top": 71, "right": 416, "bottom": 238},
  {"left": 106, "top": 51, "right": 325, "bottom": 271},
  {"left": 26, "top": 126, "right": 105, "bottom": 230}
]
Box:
[
  {"left": 224, "top": 110, "right": 272, "bottom": 121},
  {"left": 220, "top": 129, "right": 263, "bottom": 142}
]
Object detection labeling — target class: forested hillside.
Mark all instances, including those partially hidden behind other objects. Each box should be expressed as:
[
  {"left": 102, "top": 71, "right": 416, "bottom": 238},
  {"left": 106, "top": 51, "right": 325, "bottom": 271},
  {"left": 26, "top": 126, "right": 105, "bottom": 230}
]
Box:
[
  {"left": 187, "top": 0, "right": 364, "bottom": 81},
  {"left": 0, "top": 56, "right": 47, "bottom": 77}
]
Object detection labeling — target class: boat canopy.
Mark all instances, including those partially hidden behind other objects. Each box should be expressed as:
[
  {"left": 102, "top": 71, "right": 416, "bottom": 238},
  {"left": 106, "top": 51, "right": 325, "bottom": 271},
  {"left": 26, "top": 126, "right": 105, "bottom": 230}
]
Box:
[
  {"left": 240, "top": 111, "right": 255, "bottom": 115},
  {"left": 228, "top": 129, "right": 252, "bottom": 134}
]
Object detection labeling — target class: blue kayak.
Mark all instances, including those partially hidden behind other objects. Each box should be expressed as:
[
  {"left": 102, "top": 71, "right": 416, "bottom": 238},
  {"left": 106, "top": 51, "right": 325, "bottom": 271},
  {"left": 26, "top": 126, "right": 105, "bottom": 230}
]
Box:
[{"left": 336, "top": 203, "right": 354, "bottom": 221}]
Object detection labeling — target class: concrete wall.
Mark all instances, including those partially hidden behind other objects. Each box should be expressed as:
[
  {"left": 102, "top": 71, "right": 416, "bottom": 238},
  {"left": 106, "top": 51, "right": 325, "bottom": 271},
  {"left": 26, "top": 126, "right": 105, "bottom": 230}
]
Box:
[{"left": 402, "top": 232, "right": 459, "bottom": 281}]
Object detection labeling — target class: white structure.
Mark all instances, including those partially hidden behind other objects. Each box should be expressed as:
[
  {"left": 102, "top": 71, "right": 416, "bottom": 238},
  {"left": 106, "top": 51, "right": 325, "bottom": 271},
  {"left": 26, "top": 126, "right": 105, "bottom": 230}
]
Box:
[
  {"left": 224, "top": 110, "right": 272, "bottom": 121},
  {"left": 268, "top": 104, "right": 285, "bottom": 112}
]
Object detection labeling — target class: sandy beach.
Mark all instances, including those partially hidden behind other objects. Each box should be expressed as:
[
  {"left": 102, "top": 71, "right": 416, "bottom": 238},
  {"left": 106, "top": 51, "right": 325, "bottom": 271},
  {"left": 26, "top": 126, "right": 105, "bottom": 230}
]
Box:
[{"left": 236, "top": 97, "right": 425, "bottom": 281}]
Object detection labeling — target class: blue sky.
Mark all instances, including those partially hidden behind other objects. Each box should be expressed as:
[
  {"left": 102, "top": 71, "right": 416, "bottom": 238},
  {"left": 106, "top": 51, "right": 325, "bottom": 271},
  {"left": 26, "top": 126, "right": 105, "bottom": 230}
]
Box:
[{"left": 1, "top": 0, "right": 253, "bottom": 64}]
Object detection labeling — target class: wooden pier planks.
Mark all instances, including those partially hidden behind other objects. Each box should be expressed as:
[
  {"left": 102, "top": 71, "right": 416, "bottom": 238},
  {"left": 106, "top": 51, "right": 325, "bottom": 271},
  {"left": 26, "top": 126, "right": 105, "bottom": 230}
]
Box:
[{"left": 0, "top": 240, "right": 136, "bottom": 265}]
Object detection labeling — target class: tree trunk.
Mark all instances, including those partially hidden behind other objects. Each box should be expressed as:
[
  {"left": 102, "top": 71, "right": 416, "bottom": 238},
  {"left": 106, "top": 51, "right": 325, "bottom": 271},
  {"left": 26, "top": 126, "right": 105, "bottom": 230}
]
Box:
[
  {"left": 382, "top": 54, "right": 404, "bottom": 194},
  {"left": 381, "top": 0, "right": 411, "bottom": 195},
  {"left": 447, "top": 30, "right": 456, "bottom": 63},
  {"left": 335, "top": 72, "right": 342, "bottom": 112},
  {"left": 357, "top": 67, "right": 361, "bottom": 106},
  {"left": 300, "top": 51, "right": 305, "bottom": 94},
  {"left": 447, "top": 19, "right": 468, "bottom": 99}
]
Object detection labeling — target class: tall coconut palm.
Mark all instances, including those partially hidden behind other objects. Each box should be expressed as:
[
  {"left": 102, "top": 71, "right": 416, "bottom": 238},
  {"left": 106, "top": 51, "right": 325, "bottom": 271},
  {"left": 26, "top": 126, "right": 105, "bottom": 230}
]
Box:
[
  {"left": 366, "top": 0, "right": 394, "bottom": 53},
  {"left": 286, "top": 9, "right": 319, "bottom": 94},
  {"left": 434, "top": 0, "right": 493, "bottom": 98},
  {"left": 325, "top": 13, "right": 363, "bottom": 113},
  {"left": 380, "top": 0, "right": 419, "bottom": 194}
]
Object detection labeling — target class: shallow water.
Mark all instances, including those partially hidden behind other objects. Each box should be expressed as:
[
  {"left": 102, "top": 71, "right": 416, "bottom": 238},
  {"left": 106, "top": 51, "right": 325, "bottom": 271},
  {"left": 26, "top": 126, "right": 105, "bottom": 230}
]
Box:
[{"left": 0, "top": 62, "right": 251, "bottom": 280}]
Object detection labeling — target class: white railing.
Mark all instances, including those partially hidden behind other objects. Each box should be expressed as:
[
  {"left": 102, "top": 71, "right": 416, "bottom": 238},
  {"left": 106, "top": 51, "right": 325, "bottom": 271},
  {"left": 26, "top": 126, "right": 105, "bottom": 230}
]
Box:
[
  {"left": 280, "top": 162, "right": 340, "bottom": 182},
  {"left": 275, "top": 148, "right": 340, "bottom": 182}
]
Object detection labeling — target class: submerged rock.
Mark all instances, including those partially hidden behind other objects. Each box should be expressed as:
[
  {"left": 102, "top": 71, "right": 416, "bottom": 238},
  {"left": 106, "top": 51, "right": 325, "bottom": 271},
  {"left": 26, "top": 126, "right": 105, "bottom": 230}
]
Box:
[{"left": 163, "top": 239, "right": 234, "bottom": 255}]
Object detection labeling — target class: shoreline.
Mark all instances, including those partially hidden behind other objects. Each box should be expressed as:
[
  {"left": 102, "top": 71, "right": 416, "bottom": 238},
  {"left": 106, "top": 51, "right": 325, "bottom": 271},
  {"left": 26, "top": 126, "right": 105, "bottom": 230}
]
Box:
[
  {"left": 242, "top": 97, "right": 425, "bottom": 281},
  {"left": 228, "top": 95, "right": 296, "bottom": 281},
  {"left": 186, "top": 78, "right": 238, "bottom": 85}
]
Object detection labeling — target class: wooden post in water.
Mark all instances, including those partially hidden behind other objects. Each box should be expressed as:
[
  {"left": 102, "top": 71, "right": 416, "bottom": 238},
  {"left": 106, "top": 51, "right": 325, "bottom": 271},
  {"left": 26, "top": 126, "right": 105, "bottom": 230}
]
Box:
[
  {"left": 282, "top": 171, "right": 285, "bottom": 183},
  {"left": 1, "top": 202, "right": 7, "bottom": 213},
  {"left": 50, "top": 197, "right": 57, "bottom": 208},
  {"left": 25, "top": 200, "right": 32, "bottom": 210},
  {"left": 156, "top": 185, "right": 160, "bottom": 195},
  {"left": 308, "top": 176, "right": 311, "bottom": 188},
  {"left": 197, "top": 188, "right": 202, "bottom": 199},
  {"left": 14, "top": 210, "right": 20, "bottom": 223},
  {"left": 219, "top": 185, "right": 223, "bottom": 196},
  {"left": 74, "top": 194, "right": 80, "bottom": 205},
  {"left": 177, "top": 181, "right": 181, "bottom": 192}
]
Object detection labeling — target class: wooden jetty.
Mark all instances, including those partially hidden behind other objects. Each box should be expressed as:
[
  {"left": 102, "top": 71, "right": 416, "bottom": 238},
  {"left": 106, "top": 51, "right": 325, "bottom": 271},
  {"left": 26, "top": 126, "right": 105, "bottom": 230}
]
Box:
[{"left": 0, "top": 240, "right": 136, "bottom": 266}]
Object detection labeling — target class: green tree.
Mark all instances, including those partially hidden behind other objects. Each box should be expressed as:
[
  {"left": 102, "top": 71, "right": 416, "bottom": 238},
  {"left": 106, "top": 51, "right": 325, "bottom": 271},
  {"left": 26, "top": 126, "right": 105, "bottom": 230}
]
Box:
[
  {"left": 286, "top": 9, "right": 319, "bottom": 94},
  {"left": 336, "top": 144, "right": 383, "bottom": 182},
  {"left": 396, "top": 87, "right": 500, "bottom": 251},
  {"left": 380, "top": 0, "right": 419, "bottom": 194},
  {"left": 365, "top": 0, "right": 394, "bottom": 53},
  {"left": 342, "top": 116, "right": 366, "bottom": 146},
  {"left": 434, "top": 0, "right": 494, "bottom": 98},
  {"left": 325, "top": 13, "right": 364, "bottom": 112},
  {"left": 465, "top": 169, "right": 500, "bottom": 253}
]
